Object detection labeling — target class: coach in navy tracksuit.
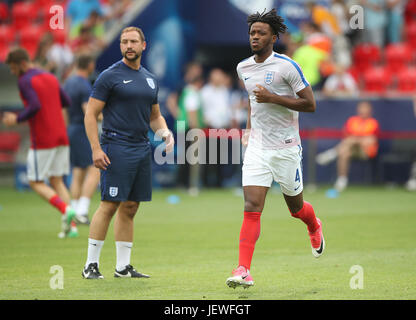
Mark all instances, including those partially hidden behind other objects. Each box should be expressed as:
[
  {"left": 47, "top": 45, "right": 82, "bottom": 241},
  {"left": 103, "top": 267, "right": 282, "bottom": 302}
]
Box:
[{"left": 81, "top": 26, "right": 174, "bottom": 279}]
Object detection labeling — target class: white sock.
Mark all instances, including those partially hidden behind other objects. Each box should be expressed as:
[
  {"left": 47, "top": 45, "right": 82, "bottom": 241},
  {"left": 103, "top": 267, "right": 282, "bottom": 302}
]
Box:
[
  {"left": 70, "top": 199, "right": 78, "bottom": 212},
  {"left": 116, "top": 241, "right": 133, "bottom": 272},
  {"left": 77, "top": 196, "right": 91, "bottom": 216},
  {"left": 85, "top": 238, "right": 104, "bottom": 268}
]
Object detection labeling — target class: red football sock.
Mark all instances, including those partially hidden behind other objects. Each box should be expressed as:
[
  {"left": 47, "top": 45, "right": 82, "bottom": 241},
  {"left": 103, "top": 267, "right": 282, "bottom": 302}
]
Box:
[
  {"left": 290, "top": 201, "right": 319, "bottom": 233},
  {"left": 239, "top": 211, "right": 262, "bottom": 270},
  {"left": 49, "top": 195, "right": 67, "bottom": 215}
]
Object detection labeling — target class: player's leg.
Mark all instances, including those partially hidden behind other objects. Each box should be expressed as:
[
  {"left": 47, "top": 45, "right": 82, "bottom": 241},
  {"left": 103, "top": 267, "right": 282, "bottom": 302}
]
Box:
[
  {"left": 69, "top": 167, "right": 86, "bottom": 210},
  {"left": 27, "top": 148, "right": 76, "bottom": 236},
  {"left": 227, "top": 145, "right": 273, "bottom": 288},
  {"left": 50, "top": 175, "right": 79, "bottom": 237},
  {"left": 227, "top": 186, "right": 268, "bottom": 288},
  {"left": 284, "top": 192, "right": 324, "bottom": 257},
  {"left": 277, "top": 145, "right": 324, "bottom": 258},
  {"left": 76, "top": 166, "right": 100, "bottom": 224},
  {"left": 83, "top": 200, "right": 119, "bottom": 279}
]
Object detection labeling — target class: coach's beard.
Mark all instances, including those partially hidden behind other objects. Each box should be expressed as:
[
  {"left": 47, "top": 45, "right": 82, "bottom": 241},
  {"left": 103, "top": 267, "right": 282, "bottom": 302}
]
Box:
[{"left": 123, "top": 51, "right": 141, "bottom": 61}]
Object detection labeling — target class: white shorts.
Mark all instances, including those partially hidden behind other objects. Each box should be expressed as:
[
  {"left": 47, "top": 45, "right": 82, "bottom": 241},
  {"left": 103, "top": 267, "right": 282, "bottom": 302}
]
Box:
[
  {"left": 27, "top": 146, "right": 70, "bottom": 181},
  {"left": 242, "top": 144, "right": 304, "bottom": 196}
]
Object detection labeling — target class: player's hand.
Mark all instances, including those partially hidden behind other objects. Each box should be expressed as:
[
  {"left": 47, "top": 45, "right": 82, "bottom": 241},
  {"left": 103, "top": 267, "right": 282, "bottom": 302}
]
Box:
[
  {"left": 161, "top": 129, "right": 174, "bottom": 154},
  {"left": 241, "top": 129, "right": 251, "bottom": 147},
  {"left": 2, "top": 112, "right": 18, "bottom": 127},
  {"left": 92, "top": 147, "right": 111, "bottom": 170},
  {"left": 253, "top": 84, "right": 274, "bottom": 103}
]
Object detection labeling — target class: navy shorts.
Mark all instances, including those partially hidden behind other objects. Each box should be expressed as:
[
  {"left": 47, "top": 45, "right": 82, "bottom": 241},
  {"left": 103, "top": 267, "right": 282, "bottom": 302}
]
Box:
[
  {"left": 68, "top": 124, "right": 93, "bottom": 169},
  {"left": 100, "top": 142, "right": 152, "bottom": 202}
]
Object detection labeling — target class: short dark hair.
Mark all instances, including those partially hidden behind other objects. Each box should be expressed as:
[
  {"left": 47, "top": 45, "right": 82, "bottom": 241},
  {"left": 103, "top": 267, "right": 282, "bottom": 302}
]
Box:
[
  {"left": 76, "top": 54, "right": 94, "bottom": 69},
  {"left": 5, "top": 47, "right": 30, "bottom": 64},
  {"left": 120, "top": 26, "right": 145, "bottom": 42},
  {"left": 247, "top": 8, "right": 287, "bottom": 38}
]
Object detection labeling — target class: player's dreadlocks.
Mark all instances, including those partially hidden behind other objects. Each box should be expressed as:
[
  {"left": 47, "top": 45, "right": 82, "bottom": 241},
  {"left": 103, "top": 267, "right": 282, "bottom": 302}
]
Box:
[{"left": 247, "top": 8, "right": 287, "bottom": 38}]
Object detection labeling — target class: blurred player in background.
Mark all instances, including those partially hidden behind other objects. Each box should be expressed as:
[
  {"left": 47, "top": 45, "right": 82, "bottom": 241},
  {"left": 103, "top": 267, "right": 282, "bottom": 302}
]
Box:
[
  {"left": 316, "top": 101, "right": 380, "bottom": 192},
  {"left": 2, "top": 47, "right": 79, "bottom": 238},
  {"left": 64, "top": 54, "right": 100, "bottom": 225},
  {"left": 82, "top": 27, "right": 174, "bottom": 279},
  {"left": 226, "top": 9, "right": 325, "bottom": 289}
]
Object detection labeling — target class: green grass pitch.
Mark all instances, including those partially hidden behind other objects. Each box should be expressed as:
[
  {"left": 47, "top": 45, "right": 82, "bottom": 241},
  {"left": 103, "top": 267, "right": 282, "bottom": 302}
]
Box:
[{"left": 0, "top": 185, "right": 415, "bottom": 300}]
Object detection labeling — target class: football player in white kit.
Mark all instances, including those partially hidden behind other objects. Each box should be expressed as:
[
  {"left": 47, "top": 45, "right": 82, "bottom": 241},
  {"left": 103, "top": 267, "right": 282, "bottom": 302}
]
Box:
[{"left": 226, "top": 9, "right": 325, "bottom": 289}]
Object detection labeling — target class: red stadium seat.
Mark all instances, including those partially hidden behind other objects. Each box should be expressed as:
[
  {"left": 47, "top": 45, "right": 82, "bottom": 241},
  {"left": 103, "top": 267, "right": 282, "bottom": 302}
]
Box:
[
  {"left": 396, "top": 67, "right": 416, "bottom": 93},
  {"left": 19, "top": 25, "right": 45, "bottom": 59},
  {"left": 12, "top": 1, "right": 37, "bottom": 30},
  {"left": 0, "top": 2, "right": 9, "bottom": 22},
  {"left": 0, "top": 24, "right": 15, "bottom": 45},
  {"left": 0, "top": 25, "right": 15, "bottom": 61},
  {"left": 352, "top": 43, "right": 382, "bottom": 71},
  {"left": 362, "top": 67, "right": 392, "bottom": 94},
  {"left": 50, "top": 28, "right": 66, "bottom": 44},
  {"left": 385, "top": 43, "right": 413, "bottom": 72},
  {"left": 405, "top": 22, "right": 416, "bottom": 49}
]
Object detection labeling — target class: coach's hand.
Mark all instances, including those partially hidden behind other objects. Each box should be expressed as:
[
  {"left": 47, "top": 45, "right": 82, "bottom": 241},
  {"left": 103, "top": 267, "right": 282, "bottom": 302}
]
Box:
[
  {"left": 161, "top": 129, "right": 175, "bottom": 154},
  {"left": 253, "top": 84, "right": 274, "bottom": 103},
  {"left": 92, "top": 147, "right": 111, "bottom": 170}
]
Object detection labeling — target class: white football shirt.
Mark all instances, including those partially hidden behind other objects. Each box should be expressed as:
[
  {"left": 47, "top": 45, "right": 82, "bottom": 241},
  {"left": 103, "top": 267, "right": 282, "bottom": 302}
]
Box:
[{"left": 236, "top": 51, "right": 310, "bottom": 149}]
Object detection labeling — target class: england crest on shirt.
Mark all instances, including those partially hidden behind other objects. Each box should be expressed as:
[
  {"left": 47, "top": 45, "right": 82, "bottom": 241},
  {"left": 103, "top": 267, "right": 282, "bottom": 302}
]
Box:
[
  {"left": 264, "top": 71, "right": 274, "bottom": 85},
  {"left": 146, "top": 78, "right": 155, "bottom": 89},
  {"left": 109, "top": 187, "right": 118, "bottom": 197}
]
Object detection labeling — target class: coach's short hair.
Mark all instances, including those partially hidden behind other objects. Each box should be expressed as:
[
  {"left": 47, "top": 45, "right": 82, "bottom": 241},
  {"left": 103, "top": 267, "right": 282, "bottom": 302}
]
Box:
[
  {"left": 76, "top": 54, "right": 95, "bottom": 70},
  {"left": 5, "top": 47, "right": 30, "bottom": 64},
  {"left": 120, "top": 26, "right": 145, "bottom": 42}
]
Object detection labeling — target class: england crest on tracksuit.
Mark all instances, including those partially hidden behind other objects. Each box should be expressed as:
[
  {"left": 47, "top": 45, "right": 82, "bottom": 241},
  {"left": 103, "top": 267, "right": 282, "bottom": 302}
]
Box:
[
  {"left": 146, "top": 78, "right": 155, "bottom": 89},
  {"left": 264, "top": 71, "right": 274, "bottom": 85},
  {"left": 109, "top": 187, "right": 118, "bottom": 197}
]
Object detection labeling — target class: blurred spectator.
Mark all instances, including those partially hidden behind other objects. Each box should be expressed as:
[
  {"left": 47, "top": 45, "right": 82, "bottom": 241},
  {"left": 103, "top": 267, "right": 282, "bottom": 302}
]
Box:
[
  {"left": 101, "top": 0, "right": 132, "bottom": 23},
  {"left": 322, "top": 64, "right": 358, "bottom": 97},
  {"left": 200, "top": 68, "right": 233, "bottom": 187},
  {"left": 71, "top": 25, "right": 106, "bottom": 56},
  {"left": 33, "top": 32, "right": 74, "bottom": 81},
  {"left": 307, "top": 1, "right": 341, "bottom": 38},
  {"left": 166, "top": 61, "right": 203, "bottom": 120},
  {"left": 201, "top": 68, "right": 232, "bottom": 130},
  {"left": 176, "top": 72, "right": 205, "bottom": 196},
  {"left": 316, "top": 101, "right": 380, "bottom": 192},
  {"left": 293, "top": 23, "right": 332, "bottom": 89},
  {"left": 47, "top": 36, "right": 75, "bottom": 82},
  {"left": 70, "top": 10, "right": 105, "bottom": 40},
  {"left": 33, "top": 33, "right": 55, "bottom": 72},
  {"left": 66, "top": 0, "right": 104, "bottom": 40},
  {"left": 405, "top": 0, "right": 416, "bottom": 25},
  {"left": 386, "top": 0, "right": 406, "bottom": 44},
  {"left": 360, "top": 0, "right": 387, "bottom": 47}
]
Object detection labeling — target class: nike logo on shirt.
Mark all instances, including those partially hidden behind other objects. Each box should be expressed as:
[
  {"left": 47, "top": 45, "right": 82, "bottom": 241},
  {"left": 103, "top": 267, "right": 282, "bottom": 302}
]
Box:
[
  {"left": 294, "top": 185, "right": 301, "bottom": 191},
  {"left": 244, "top": 77, "right": 251, "bottom": 81},
  {"left": 123, "top": 80, "right": 133, "bottom": 84}
]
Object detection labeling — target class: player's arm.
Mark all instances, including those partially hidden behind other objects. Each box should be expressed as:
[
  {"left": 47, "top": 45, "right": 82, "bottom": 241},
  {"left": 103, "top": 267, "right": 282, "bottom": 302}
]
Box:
[
  {"left": 2, "top": 80, "right": 42, "bottom": 126},
  {"left": 84, "top": 97, "right": 110, "bottom": 170},
  {"left": 150, "top": 103, "right": 174, "bottom": 153},
  {"left": 253, "top": 84, "right": 316, "bottom": 113}
]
